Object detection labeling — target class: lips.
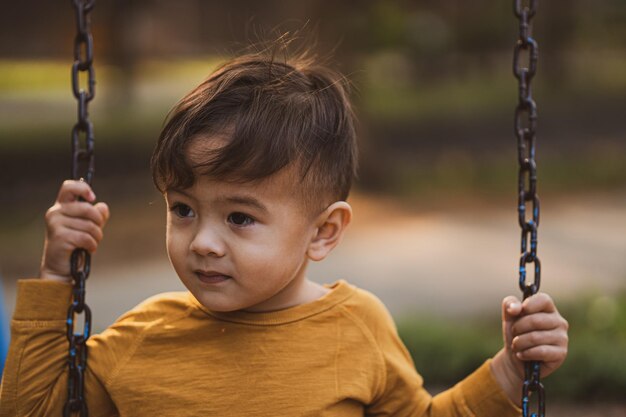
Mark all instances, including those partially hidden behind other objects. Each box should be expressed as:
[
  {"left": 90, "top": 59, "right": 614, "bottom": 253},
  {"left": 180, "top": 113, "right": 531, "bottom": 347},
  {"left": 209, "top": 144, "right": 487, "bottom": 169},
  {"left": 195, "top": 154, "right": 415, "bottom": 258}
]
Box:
[{"left": 194, "top": 270, "right": 231, "bottom": 284}]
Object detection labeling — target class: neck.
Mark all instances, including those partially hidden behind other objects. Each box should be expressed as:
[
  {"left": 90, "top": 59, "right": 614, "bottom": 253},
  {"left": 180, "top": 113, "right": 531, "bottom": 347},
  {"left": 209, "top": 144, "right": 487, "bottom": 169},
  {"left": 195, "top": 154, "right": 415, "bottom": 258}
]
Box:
[{"left": 244, "top": 278, "right": 329, "bottom": 313}]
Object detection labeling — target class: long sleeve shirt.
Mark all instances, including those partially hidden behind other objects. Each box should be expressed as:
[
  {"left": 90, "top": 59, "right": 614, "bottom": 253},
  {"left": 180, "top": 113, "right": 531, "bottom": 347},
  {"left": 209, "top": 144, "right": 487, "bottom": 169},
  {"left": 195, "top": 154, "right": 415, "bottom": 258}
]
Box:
[{"left": 1, "top": 279, "right": 521, "bottom": 416}]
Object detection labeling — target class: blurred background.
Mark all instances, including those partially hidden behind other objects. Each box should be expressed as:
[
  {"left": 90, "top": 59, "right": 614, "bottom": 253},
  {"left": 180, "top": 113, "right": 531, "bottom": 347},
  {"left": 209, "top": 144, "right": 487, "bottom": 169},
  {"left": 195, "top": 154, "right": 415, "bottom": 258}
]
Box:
[{"left": 0, "top": 0, "right": 624, "bottom": 414}]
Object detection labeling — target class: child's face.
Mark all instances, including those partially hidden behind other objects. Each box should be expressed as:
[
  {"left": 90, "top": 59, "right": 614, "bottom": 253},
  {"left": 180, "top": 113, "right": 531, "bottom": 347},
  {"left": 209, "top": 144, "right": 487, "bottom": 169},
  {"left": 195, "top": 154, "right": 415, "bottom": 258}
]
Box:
[{"left": 164, "top": 141, "right": 320, "bottom": 313}]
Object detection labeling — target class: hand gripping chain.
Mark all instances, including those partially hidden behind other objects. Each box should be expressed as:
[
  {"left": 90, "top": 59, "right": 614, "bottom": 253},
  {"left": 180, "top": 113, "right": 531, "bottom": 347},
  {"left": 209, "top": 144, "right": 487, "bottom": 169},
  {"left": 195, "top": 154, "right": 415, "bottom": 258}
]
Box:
[
  {"left": 513, "top": 1, "right": 545, "bottom": 416},
  {"left": 65, "top": 1, "right": 96, "bottom": 416}
]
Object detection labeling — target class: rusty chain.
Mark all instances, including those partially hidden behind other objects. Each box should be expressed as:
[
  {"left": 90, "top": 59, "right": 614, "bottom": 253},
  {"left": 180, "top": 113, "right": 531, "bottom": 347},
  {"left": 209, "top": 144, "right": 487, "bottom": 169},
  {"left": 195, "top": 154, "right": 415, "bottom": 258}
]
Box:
[
  {"left": 513, "top": 0, "right": 545, "bottom": 416},
  {"left": 65, "top": 1, "right": 96, "bottom": 416}
]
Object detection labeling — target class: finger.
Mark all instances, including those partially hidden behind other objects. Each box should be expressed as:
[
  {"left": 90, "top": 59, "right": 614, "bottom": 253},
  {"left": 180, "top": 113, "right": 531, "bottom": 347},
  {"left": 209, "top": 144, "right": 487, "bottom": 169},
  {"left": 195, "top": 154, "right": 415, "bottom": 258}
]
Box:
[
  {"left": 59, "top": 201, "right": 107, "bottom": 226},
  {"left": 515, "top": 344, "right": 567, "bottom": 363},
  {"left": 502, "top": 295, "right": 523, "bottom": 347},
  {"left": 66, "top": 229, "right": 99, "bottom": 253},
  {"left": 64, "top": 217, "right": 104, "bottom": 243},
  {"left": 57, "top": 179, "right": 96, "bottom": 204},
  {"left": 512, "top": 312, "right": 568, "bottom": 336},
  {"left": 94, "top": 202, "right": 110, "bottom": 225},
  {"left": 521, "top": 292, "right": 557, "bottom": 315},
  {"left": 503, "top": 295, "right": 523, "bottom": 321},
  {"left": 512, "top": 329, "right": 567, "bottom": 352}
]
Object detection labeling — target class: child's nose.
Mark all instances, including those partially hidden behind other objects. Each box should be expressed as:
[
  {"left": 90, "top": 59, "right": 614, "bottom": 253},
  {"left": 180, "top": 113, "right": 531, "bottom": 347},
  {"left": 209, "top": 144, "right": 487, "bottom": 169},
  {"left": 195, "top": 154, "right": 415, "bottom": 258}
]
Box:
[{"left": 189, "top": 226, "right": 226, "bottom": 257}]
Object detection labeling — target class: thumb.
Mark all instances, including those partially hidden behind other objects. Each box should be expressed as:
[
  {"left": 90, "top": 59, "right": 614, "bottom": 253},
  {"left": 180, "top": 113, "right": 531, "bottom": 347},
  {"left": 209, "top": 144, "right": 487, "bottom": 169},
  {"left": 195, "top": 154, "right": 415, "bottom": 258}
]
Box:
[{"left": 502, "top": 295, "right": 522, "bottom": 349}]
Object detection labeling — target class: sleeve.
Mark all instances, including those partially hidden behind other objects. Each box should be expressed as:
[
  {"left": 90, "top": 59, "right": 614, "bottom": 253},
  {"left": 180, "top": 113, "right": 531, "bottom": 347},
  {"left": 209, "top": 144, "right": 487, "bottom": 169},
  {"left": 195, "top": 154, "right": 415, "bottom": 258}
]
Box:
[
  {"left": 361, "top": 293, "right": 521, "bottom": 417},
  {"left": 0, "top": 279, "right": 118, "bottom": 417}
]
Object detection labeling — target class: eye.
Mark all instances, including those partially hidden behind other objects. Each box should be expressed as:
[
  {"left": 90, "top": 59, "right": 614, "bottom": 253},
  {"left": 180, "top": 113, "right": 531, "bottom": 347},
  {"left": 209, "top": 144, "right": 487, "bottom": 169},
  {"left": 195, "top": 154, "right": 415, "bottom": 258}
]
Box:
[
  {"left": 170, "top": 203, "right": 194, "bottom": 218},
  {"left": 227, "top": 212, "right": 254, "bottom": 226}
]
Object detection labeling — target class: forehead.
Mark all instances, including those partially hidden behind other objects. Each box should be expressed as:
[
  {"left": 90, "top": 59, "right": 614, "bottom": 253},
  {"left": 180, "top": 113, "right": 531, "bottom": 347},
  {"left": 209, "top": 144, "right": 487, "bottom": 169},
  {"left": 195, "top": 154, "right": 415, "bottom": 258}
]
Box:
[
  {"left": 183, "top": 135, "right": 304, "bottom": 204},
  {"left": 179, "top": 133, "right": 331, "bottom": 217},
  {"left": 189, "top": 168, "right": 298, "bottom": 203}
]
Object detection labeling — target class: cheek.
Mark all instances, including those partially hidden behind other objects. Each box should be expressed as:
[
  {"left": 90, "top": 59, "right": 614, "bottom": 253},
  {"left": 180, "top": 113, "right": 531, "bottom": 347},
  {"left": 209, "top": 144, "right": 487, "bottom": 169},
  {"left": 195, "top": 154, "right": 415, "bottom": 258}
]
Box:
[
  {"left": 237, "top": 230, "right": 309, "bottom": 274},
  {"left": 166, "top": 226, "right": 188, "bottom": 264},
  {"left": 233, "top": 240, "right": 273, "bottom": 270},
  {"left": 165, "top": 224, "right": 174, "bottom": 255},
  {"left": 230, "top": 239, "right": 283, "bottom": 279}
]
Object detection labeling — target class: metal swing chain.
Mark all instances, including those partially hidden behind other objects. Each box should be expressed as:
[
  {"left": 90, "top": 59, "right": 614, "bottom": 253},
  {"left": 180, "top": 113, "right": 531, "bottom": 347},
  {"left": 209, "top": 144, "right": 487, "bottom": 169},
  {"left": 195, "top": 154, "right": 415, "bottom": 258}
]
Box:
[
  {"left": 65, "top": 1, "right": 96, "bottom": 416},
  {"left": 513, "top": 1, "right": 545, "bottom": 416}
]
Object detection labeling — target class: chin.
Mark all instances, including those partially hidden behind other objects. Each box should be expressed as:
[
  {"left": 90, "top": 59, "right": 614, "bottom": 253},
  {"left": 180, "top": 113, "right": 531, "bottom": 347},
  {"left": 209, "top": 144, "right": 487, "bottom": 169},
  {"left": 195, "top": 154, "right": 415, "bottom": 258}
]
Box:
[{"left": 194, "top": 292, "right": 244, "bottom": 313}]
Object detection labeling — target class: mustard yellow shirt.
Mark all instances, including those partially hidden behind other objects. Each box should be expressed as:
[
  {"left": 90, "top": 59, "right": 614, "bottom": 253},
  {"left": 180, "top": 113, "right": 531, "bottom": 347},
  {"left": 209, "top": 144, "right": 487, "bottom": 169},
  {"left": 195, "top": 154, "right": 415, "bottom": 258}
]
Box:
[{"left": 1, "top": 279, "right": 520, "bottom": 416}]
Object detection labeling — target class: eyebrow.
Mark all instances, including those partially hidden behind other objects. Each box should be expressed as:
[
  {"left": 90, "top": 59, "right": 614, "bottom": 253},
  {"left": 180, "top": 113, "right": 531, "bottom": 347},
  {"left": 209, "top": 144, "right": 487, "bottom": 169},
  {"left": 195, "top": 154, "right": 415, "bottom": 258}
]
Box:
[
  {"left": 167, "top": 188, "right": 195, "bottom": 200},
  {"left": 222, "top": 195, "right": 269, "bottom": 214},
  {"left": 167, "top": 188, "right": 269, "bottom": 213}
]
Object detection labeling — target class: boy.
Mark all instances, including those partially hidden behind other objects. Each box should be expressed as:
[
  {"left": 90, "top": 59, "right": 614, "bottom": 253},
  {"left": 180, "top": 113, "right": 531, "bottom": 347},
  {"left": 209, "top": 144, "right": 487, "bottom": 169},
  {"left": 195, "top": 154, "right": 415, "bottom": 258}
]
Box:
[{"left": 0, "top": 49, "right": 568, "bottom": 416}]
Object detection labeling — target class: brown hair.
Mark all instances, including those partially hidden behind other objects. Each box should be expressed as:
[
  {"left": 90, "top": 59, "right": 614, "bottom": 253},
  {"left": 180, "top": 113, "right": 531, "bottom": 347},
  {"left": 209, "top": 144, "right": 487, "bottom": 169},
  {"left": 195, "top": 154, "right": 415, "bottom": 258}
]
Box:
[{"left": 151, "top": 43, "right": 358, "bottom": 211}]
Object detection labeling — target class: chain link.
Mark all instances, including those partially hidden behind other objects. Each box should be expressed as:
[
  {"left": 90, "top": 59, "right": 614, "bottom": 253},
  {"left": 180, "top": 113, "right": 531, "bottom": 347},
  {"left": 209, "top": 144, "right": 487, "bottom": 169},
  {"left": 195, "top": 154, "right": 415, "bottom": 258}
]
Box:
[
  {"left": 513, "top": 1, "right": 545, "bottom": 416},
  {"left": 65, "top": 0, "right": 96, "bottom": 416}
]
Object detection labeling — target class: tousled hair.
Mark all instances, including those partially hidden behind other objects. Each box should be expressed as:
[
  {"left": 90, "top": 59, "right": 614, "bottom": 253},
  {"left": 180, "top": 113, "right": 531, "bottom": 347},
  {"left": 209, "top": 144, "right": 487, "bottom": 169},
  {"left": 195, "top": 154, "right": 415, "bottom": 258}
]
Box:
[{"left": 151, "top": 41, "right": 358, "bottom": 211}]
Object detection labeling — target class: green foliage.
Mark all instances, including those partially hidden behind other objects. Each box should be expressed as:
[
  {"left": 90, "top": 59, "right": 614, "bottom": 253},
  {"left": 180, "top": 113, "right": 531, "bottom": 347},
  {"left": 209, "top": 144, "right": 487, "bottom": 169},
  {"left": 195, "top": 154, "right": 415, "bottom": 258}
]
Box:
[
  {"left": 370, "top": 149, "right": 626, "bottom": 202},
  {"left": 551, "top": 293, "right": 626, "bottom": 400},
  {"left": 0, "top": 60, "right": 67, "bottom": 91},
  {"left": 397, "top": 316, "right": 501, "bottom": 388},
  {"left": 360, "top": 71, "right": 513, "bottom": 122},
  {"left": 396, "top": 291, "right": 626, "bottom": 402}
]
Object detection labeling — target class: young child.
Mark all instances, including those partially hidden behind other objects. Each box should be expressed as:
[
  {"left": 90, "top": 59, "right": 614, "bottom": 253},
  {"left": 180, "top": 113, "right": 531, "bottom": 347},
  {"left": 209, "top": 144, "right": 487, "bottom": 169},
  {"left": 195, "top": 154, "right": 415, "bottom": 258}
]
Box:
[{"left": 1, "top": 49, "right": 568, "bottom": 416}]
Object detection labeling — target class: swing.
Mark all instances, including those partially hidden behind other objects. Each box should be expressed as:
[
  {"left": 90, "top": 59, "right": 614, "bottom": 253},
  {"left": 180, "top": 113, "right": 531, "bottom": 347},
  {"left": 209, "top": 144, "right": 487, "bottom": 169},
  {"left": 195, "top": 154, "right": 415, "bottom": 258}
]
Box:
[
  {"left": 513, "top": 1, "right": 545, "bottom": 416},
  {"left": 62, "top": 1, "right": 546, "bottom": 416},
  {"left": 64, "top": 1, "right": 95, "bottom": 416}
]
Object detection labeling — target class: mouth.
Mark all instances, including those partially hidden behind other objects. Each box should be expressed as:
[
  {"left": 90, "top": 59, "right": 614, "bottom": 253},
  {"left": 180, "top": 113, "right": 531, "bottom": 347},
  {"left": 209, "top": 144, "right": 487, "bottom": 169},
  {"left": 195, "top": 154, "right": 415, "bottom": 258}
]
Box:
[{"left": 194, "top": 270, "right": 232, "bottom": 285}]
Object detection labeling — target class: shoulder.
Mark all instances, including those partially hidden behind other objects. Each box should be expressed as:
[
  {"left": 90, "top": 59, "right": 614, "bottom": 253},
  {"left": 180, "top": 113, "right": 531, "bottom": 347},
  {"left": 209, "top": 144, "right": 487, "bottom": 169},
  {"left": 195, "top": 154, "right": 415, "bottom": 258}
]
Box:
[
  {"left": 90, "top": 292, "right": 195, "bottom": 354},
  {"left": 336, "top": 282, "right": 399, "bottom": 340},
  {"left": 112, "top": 291, "right": 195, "bottom": 327},
  {"left": 341, "top": 284, "right": 395, "bottom": 322},
  {"left": 87, "top": 292, "right": 198, "bottom": 387},
  {"left": 333, "top": 282, "right": 418, "bottom": 400}
]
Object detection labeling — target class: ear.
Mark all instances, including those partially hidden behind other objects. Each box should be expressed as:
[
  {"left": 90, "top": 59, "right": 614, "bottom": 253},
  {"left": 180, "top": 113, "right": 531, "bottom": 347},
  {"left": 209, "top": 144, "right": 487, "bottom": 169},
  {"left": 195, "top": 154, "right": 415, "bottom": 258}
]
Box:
[{"left": 307, "top": 201, "right": 352, "bottom": 262}]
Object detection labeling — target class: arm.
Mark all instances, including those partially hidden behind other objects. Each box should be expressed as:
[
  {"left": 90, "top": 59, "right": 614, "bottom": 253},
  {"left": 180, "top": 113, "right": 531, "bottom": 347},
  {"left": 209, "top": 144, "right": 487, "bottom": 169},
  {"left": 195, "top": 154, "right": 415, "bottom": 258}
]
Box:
[
  {"left": 0, "top": 180, "right": 115, "bottom": 416},
  {"left": 367, "top": 344, "right": 522, "bottom": 417},
  {"left": 359, "top": 292, "right": 521, "bottom": 417},
  {"left": 427, "top": 293, "right": 568, "bottom": 416}
]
